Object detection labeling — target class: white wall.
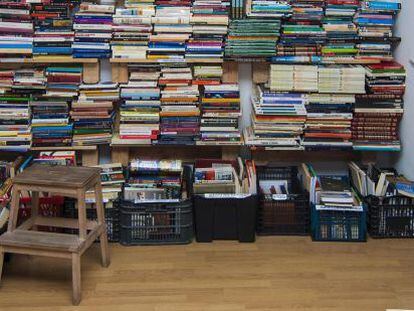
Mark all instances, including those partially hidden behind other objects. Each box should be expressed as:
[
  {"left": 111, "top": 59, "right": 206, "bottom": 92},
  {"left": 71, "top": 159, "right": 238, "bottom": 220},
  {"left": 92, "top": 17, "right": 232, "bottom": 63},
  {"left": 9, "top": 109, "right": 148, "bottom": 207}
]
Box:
[{"left": 393, "top": 2, "right": 414, "bottom": 179}]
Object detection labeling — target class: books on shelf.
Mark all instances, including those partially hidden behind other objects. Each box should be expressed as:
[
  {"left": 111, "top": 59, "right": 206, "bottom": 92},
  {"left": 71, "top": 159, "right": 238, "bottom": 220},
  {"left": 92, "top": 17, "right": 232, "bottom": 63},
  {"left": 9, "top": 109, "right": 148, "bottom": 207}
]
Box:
[
  {"left": 246, "top": 0, "right": 292, "bottom": 18},
  {"left": 32, "top": 151, "right": 76, "bottom": 165},
  {"left": 193, "top": 65, "right": 223, "bottom": 85},
  {"left": 270, "top": 64, "right": 318, "bottom": 92},
  {"left": 318, "top": 65, "right": 366, "bottom": 94}
]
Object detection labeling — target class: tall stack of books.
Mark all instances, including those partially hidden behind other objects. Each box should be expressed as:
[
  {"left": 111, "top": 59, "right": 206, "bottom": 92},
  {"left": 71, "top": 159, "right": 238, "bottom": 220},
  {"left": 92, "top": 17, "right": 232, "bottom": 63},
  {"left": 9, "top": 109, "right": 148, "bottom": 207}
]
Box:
[
  {"left": 111, "top": 3, "right": 154, "bottom": 59},
  {"left": 270, "top": 64, "right": 318, "bottom": 92},
  {"left": 0, "top": 1, "right": 33, "bottom": 60},
  {"left": 188, "top": 0, "right": 229, "bottom": 61},
  {"left": 355, "top": 0, "right": 400, "bottom": 61},
  {"left": 117, "top": 64, "right": 161, "bottom": 145},
  {"left": 303, "top": 93, "right": 354, "bottom": 150},
  {"left": 225, "top": 19, "right": 281, "bottom": 58},
  {"left": 71, "top": 83, "right": 119, "bottom": 145},
  {"left": 72, "top": 2, "right": 114, "bottom": 58},
  {"left": 31, "top": 0, "right": 79, "bottom": 56},
  {"left": 352, "top": 61, "right": 405, "bottom": 151},
  {"left": 245, "top": 84, "right": 306, "bottom": 150},
  {"left": 149, "top": 0, "right": 192, "bottom": 61},
  {"left": 158, "top": 66, "right": 200, "bottom": 145},
  {"left": 198, "top": 84, "right": 241, "bottom": 145},
  {"left": 322, "top": 0, "right": 359, "bottom": 61},
  {"left": 276, "top": 0, "right": 325, "bottom": 63},
  {"left": 318, "top": 65, "right": 366, "bottom": 94}
]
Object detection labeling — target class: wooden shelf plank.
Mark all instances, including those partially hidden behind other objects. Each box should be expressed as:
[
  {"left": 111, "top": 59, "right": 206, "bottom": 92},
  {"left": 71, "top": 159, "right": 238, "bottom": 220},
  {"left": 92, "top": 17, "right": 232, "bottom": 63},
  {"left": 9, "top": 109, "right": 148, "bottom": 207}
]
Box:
[
  {"left": 30, "top": 146, "right": 97, "bottom": 151},
  {"left": 110, "top": 58, "right": 223, "bottom": 64},
  {"left": 0, "top": 56, "right": 98, "bottom": 64}
]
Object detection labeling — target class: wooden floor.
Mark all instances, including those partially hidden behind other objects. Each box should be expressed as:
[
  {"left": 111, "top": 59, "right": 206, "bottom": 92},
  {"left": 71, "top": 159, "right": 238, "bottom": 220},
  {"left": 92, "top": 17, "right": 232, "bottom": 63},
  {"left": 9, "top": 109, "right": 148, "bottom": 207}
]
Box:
[{"left": 0, "top": 237, "right": 414, "bottom": 311}]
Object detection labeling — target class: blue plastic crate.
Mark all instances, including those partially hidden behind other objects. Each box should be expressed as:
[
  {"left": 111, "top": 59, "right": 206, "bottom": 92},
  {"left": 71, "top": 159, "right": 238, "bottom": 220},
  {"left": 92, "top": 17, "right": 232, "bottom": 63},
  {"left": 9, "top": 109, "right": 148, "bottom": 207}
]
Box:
[{"left": 311, "top": 205, "right": 367, "bottom": 242}]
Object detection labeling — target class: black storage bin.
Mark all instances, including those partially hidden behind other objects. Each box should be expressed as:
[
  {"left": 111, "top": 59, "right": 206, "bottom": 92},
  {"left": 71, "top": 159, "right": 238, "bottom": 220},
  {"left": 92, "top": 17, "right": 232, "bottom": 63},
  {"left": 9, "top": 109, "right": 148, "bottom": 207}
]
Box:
[
  {"left": 63, "top": 199, "right": 120, "bottom": 242},
  {"left": 366, "top": 195, "right": 414, "bottom": 238},
  {"left": 193, "top": 194, "right": 257, "bottom": 242},
  {"left": 256, "top": 166, "right": 309, "bottom": 235}
]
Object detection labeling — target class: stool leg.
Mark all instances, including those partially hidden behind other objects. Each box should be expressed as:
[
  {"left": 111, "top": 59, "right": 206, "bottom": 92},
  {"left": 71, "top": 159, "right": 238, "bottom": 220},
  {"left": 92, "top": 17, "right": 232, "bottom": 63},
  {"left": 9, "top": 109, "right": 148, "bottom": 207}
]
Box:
[
  {"left": 31, "top": 191, "right": 39, "bottom": 231},
  {"left": 94, "top": 181, "right": 110, "bottom": 268},
  {"left": 7, "top": 187, "right": 20, "bottom": 232},
  {"left": 72, "top": 253, "right": 81, "bottom": 305},
  {"left": 77, "top": 191, "right": 87, "bottom": 240},
  {"left": 0, "top": 247, "right": 4, "bottom": 285}
]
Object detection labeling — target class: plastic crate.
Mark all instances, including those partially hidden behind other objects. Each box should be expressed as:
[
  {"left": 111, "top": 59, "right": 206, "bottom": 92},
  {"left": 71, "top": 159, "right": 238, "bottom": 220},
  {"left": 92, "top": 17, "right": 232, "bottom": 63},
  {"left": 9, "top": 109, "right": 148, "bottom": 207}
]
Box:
[
  {"left": 257, "top": 166, "right": 309, "bottom": 235},
  {"left": 311, "top": 205, "right": 367, "bottom": 242},
  {"left": 63, "top": 199, "right": 120, "bottom": 242},
  {"left": 193, "top": 194, "right": 257, "bottom": 242},
  {"left": 366, "top": 195, "right": 414, "bottom": 238},
  {"left": 18, "top": 196, "right": 64, "bottom": 232}
]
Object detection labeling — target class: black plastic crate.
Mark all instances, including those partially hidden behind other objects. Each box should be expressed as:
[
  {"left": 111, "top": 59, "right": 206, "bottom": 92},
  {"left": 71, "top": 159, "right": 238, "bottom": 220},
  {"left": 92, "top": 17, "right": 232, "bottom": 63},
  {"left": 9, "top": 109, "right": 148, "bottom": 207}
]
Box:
[
  {"left": 118, "top": 199, "right": 193, "bottom": 245},
  {"left": 63, "top": 199, "right": 120, "bottom": 242},
  {"left": 311, "top": 205, "right": 367, "bottom": 242},
  {"left": 366, "top": 195, "right": 414, "bottom": 238},
  {"left": 257, "top": 166, "right": 310, "bottom": 236},
  {"left": 193, "top": 194, "right": 257, "bottom": 242}
]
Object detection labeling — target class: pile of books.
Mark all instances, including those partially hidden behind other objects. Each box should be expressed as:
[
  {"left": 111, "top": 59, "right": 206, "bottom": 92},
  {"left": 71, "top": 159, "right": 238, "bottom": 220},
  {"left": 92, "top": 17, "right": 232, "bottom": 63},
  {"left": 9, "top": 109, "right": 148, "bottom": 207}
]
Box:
[
  {"left": 72, "top": 83, "right": 119, "bottom": 145},
  {"left": 0, "top": 1, "right": 33, "bottom": 60},
  {"left": 246, "top": 0, "right": 292, "bottom": 18},
  {"left": 245, "top": 84, "right": 306, "bottom": 150},
  {"left": 365, "top": 61, "right": 406, "bottom": 97},
  {"left": 225, "top": 19, "right": 281, "bottom": 58},
  {"left": 158, "top": 66, "right": 200, "bottom": 145},
  {"left": 193, "top": 65, "right": 223, "bottom": 85},
  {"left": 149, "top": 1, "right": 192, "bottom": 61},
  {"left": 198, "top": 84, "right": 241, "bottom": 145},
  {"left": 31, "top": 0, "right": 78, "bottom": 56},
  {"left": 322, "top": 0, "right": 359, "bottom": 61},
  {"left": 318, "top": 65, "right": 366, "bottom": 94},
  {"left": 32, "top": 151, "right": 76, "bottom": 165},
  {"left": 111, "top": 3, "right": 154, "bottom": 59},
  {"left": 188, "top": 0, "right": 229, "bottom": 61},
  {"left": 303, "top": 93, "right": 354, "bottom": 150},
  {"left": 124, "top": 159, "right": 183, "bottom": 202},
  {"left": 73, "top": 3, "right": 114, "bottom": 58},
  {"left": 355, "top": 0, "right": 401, "bottom": 60},
  {"left": 117, "top": 64, "right": 161, "bottom": 145},
  {"left": 270, "top": 64, "right": 318, "bottom": 92}
]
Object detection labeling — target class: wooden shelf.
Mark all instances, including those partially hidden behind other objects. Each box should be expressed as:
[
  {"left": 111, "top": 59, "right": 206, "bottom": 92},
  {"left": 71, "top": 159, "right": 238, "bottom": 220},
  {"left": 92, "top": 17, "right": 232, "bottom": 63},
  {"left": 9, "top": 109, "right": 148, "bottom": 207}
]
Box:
[
  {"left": 0, "top": 56, "right": 98, "bottom": 64},
  {"left": 110, "top": 58, "right": 223, "bottom": 64},
  {"left": 30, "top": 146, "right": 97, "bottom": 151}
]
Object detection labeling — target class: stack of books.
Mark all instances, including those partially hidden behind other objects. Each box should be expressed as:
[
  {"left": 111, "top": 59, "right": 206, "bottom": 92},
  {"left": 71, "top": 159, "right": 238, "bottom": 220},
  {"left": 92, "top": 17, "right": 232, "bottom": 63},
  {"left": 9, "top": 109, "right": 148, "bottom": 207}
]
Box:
[
  {"left": 318, "top": 65, "right": 366, "bottom": 94},
  {"left": 188, "top": 0, "right": 229, "bottom": 61},
  {"left": 32, "top": 151, "right": 76, "bottom": 165},
  {"left": 158, "top": 66, "right": 200, "bottom": 145},
  {"left": 322, "top": 0, "right": 359, "bottom": 61},
  {"left": 0, "top": 1, "right": 33, "bottom": 60},
  {"left": 225, "top": 19, "right": 281, "bottom": 58},
  {"left": 72, "top": 2, "right": 114, "bottom": 58},
  {"left": 303, "top": 93, "right": 354, "bottom": 150},
  {"left": 198, "top": 84, "right": 241, "bottom": 145},
  {"left": 270, "top": 64, "right": 318, "bottom": 92},
  {"left": 149, "top": 0, "right": 192, "bottom": 61},
  {"left": 72, "top": 83, "right": 119, "bottom": 145},
  {"left": 355, "top": 0, "right": 401, "bottom": 61},
  {"left": 118, "top": 64, "right": 161, "bottom": 145},
  {"left": 124, "top": 159, "right": 183, "bottom": 202},
  {"left": 193, "top": 65, "right": 223, "bottom": 85},
  {"left": 245, "top": 84, "right": 306, "bottom": 150},
  {"left": 111, "top": 3, "right": 154, "bottom": 59},
  {"left": 44, "top": 66, "right": 82, "bottom": 98},
  {"left": 365, "top": 61, "right": 406, "bottom": 97},
  {"left": 247, "top": 0, "right": 292, "bottom": 18},
  {"left": 31, "top": 0, "right": 78, "bottom": 56}
]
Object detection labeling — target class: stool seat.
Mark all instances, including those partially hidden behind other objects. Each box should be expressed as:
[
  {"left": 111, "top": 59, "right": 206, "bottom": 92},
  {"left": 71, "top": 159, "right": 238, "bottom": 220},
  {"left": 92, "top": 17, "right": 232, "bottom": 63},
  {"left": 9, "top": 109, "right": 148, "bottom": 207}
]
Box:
[
  {"left": 0, "top": 230, "right": 83, "bottom": 253},
  {"left": 13, "top": 164, "right": 101, "bottom": 188}
]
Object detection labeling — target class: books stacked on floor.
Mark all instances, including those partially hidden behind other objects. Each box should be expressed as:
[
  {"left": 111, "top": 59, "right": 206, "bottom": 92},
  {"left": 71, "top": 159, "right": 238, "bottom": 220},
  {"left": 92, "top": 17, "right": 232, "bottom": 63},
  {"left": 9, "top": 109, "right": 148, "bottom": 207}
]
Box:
[
  {"left": 303, "top": 93, "right": 354, "bottom": 150},
  {"left": 198, "top": 84, "right": 241, "bottom": 145},
  {"left": 322, "top": 0, "right": 359, "bottom": 61},
  {"left": 355, "top": 0, "right": 400, "bottom": 60},
  {"left": 188, "top": 0, "right": 229, "bottom": 61},
  {"left": 318, "top": 65, "right": 366, "bottom": 94},
  {"left": 193, "top": 65, "right": 223, "bottom": 85},
  {"left": 275, "top": 1, "right": 325, "bottom": 64},
  {"left": 72, "top": 83, "right": 119, "bottom": 145},
  {"left": 225, "top": 19, "right": 281, "bottom": 58},
  {"left": 72, "top": 2, "right": 114, "bottom": 58},
  {"left": 32, "top": 151, "right": 76, "bottom": 165},
  {"left": 0, "top": 1, "right": 33, "bottom": 60},
  {"left": 244, "top": 84, "right": 306, "bottom": 150},
  {"left": 149, "top": 1, "right": 191, "bottom": 61},
  {"left": 158, "top": 66, "right": 200, "bottom": 145},
  {"left": 31, "top": 0, "right": 78, "bottom": 56},
  {"left": 269, "top": 64, "right": 318, "bottom": 92},
  {"left": 117, "top": 64, "right": 161, "bottom": 145},
  {"left": 124, "top": 159, "right": 183, "bottom": 202},
  {"left": 111, "top": 3, "right": 154, "bottom": 59},
  {"left": 246, "top": 0, "right": 292, "bottom": 18}
]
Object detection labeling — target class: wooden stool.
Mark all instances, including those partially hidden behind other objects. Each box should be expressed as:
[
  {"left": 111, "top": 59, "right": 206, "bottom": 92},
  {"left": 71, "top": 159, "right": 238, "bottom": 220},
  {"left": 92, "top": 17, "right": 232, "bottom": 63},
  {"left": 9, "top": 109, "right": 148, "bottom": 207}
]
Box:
[{"left": 0, "top": 164, "right": 110, "bottom": 305}]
